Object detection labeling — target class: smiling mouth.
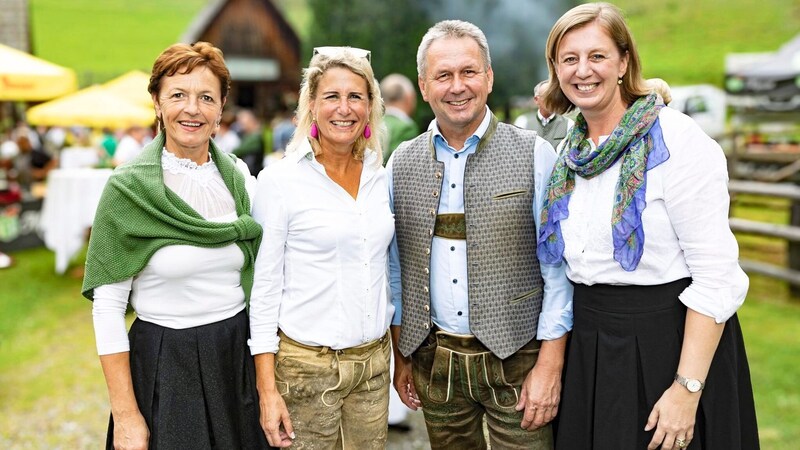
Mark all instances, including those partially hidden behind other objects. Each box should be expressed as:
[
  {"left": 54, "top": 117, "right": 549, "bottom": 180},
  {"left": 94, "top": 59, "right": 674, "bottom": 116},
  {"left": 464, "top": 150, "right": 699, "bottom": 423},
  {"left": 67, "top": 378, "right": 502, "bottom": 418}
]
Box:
[
  {"left": 331, "top": 120, "right": 356, "bottom": 127},
  {"left": 447, "top": 99, "right": 469, "bottom": 106},
  {"left": 577, "top": 83, "right": 598, "bottom": 92},
  {"left": 179, "top": 121, "right": 202, "bottom": 128}
]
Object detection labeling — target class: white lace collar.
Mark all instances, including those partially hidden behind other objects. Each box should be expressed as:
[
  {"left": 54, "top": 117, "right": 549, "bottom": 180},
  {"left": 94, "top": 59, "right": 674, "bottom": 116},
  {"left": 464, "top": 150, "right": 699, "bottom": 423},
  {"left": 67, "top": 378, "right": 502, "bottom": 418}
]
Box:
[{"left": 161, "top": 148, "right": 219, "bottom": 185}]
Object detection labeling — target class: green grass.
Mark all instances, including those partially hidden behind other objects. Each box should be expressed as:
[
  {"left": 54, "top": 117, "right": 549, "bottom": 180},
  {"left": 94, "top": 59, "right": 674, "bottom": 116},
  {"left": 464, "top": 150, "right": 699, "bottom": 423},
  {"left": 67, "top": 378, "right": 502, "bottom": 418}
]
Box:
[
  {"left": 30, "top": 0, "right": 211, "bottom": 85},
  {"left": 615, "top": 0, "right": 800, "bottom": 86}
]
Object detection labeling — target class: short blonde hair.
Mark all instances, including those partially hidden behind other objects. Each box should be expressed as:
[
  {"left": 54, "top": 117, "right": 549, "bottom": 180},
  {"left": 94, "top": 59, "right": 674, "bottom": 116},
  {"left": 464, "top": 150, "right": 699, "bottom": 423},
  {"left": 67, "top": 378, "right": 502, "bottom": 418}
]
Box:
[
  {"left": 289, "top": 48, "right": 384, "bottom": 161},
  {"left": 542, "top": 2, "right": 649, "bottom": 115}
]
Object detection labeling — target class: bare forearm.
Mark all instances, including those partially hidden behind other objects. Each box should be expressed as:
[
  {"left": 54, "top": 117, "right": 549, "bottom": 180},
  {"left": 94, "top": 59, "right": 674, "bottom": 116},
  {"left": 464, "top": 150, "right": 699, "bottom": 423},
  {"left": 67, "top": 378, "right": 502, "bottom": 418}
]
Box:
[
  {"left": 677, "top": 309, "right": 725, "bottom": 382},
  {"left": 254, "top": 353, "right": 279, "bottom": 394},
  {"left": 537, "top": 335, "right": 567, "bottom": 371},
  {"left": 99, "top": 352, "right": 140, "bottom": 416}
]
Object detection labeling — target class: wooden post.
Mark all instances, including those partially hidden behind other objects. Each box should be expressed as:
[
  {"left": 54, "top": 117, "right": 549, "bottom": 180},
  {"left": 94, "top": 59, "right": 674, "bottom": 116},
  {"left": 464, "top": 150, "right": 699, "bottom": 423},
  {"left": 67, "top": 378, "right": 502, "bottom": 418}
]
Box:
[{"left": 790, "top": 199, "right": 800, "bottom": 298}]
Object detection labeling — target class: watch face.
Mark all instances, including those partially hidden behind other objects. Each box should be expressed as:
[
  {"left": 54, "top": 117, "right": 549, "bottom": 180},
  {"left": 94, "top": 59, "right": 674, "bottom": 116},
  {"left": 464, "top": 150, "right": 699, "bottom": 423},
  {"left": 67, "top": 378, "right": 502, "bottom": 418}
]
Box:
[{"left": 687, "top": 379, "right": 702, "bottom": 392}]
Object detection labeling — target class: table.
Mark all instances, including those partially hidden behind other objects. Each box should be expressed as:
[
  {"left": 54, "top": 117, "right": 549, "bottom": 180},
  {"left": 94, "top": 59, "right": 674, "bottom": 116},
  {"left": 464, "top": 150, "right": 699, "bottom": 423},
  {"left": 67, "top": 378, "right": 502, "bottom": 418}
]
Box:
[
  {"left": 60, "top": 147, "right": 100, "bottom": 169},
  {"left": 39, "top": 168, "right": 113, "bottom": 273}
]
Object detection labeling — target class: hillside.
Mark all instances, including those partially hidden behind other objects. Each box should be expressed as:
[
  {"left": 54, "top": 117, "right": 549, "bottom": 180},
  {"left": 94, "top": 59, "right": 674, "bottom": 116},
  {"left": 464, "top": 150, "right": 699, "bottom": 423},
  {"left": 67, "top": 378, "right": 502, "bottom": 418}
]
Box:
[
  {"left": 615, "top": 0, "right": 800, "bottom": 86},
  {"left": 28, "top": 0, "right": 800, "bottom": 89}
]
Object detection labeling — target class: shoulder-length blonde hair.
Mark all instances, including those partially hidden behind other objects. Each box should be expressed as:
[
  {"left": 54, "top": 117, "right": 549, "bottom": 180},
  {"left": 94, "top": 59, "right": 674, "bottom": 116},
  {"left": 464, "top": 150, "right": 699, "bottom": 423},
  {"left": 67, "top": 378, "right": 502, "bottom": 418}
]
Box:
[
  {"left": 288, "top": 48, "right": 384, "bottom": 162},
  {"left": 542, "top": 2, "right": 649, "bottom": 115}
]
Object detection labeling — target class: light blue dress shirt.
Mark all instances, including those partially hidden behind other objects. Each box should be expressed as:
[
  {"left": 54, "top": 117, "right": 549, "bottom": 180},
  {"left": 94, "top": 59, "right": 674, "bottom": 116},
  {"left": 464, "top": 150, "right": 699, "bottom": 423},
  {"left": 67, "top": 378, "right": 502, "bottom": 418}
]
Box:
[{"left": 387, "top": 107, "right": 573, "bottom": 341}]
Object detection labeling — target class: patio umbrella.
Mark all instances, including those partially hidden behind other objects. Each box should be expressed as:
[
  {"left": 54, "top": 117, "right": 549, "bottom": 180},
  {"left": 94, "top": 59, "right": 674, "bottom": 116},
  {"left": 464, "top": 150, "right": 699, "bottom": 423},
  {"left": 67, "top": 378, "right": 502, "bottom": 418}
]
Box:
[
  {"left": 26, "top": 85, "right": 154, "bottom": 129},
  {"left": 0, "top": 43, "right": 77, "bottom": 101},
  {"left": 102, "top": 70, "right": 153, "bottom": 107}
]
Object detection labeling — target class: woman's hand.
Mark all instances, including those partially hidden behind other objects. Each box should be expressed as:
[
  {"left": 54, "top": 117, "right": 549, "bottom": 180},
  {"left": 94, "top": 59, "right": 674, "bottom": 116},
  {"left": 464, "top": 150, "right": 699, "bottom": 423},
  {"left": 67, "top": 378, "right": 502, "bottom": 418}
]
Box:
[
  {"left": 259, "top": 388, "right": 294, "bottom": 448},
  {"left": 645, "top": 383, "right": 700, "bottom": 449},
  {"left": 112, "top": 409, "right": 149, "bottom": 450}
]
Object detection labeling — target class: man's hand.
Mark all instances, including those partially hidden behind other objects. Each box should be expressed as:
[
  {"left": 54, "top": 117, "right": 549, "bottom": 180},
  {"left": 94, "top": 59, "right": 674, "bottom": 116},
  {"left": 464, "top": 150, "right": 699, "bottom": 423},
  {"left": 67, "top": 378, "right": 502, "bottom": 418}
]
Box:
[{"left": 393, "top": 353, "right": 421, "bottom": 410}]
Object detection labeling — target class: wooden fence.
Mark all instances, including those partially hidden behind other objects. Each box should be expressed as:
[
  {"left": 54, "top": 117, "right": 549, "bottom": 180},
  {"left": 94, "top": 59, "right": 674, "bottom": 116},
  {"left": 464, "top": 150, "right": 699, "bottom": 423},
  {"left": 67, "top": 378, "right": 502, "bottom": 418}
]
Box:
[{"left": 728, "top": 179, "right": 800, "bottom": 290}]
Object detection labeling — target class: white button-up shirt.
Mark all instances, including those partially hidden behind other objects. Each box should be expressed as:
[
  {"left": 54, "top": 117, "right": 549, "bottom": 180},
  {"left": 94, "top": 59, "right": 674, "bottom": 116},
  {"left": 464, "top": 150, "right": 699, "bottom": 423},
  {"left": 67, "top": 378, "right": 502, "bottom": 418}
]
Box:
[
  {"left": 248, "top": 140, "right": 395, "bottom": 354},
  {"left": 560, "top": 107, "right": 748, "bottom": 322}
]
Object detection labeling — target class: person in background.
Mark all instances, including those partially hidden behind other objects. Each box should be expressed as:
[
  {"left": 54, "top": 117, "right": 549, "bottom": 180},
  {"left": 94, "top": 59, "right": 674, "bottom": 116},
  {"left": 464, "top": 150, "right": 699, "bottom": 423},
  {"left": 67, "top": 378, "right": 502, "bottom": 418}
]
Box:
[
  {"left": 388, "top": 20, "right": 571, "bottom": 449},
  {"left": 538, "top": 4, "right": 759, "bottom": 449},
  {"left": 233, "top": 109, "right": 265, "bottom": 176},
  {"left": 215, "top": 109, "right": 241, "bottom": 153},
  {"left": 112, "top": 125, "right": 149, "bottom": 167},
  {"left": 514, "top": 80, "right": 574, "bottom": 150},
  {"left": 270, "top": 107, "right": 296, "bottom": 155},
  {"left": 82, "top": 41, "right": 270, "bottom": 450},
  {"left": 379, "top": 73, "right": 419, "bottom": 165},
  {"left": 249, "top": 46, "right": 392, "bottom": 449}
]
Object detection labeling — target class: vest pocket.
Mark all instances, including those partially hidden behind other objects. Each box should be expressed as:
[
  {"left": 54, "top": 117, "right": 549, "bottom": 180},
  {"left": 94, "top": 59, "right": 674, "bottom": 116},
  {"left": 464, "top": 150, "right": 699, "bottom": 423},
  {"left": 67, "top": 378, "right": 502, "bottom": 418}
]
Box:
[
  {"left": 492, "top": 189, "right": 528, "bottom": 200},
  {"left": 509, "top": 287, "right": 542, "bottom": 304}
]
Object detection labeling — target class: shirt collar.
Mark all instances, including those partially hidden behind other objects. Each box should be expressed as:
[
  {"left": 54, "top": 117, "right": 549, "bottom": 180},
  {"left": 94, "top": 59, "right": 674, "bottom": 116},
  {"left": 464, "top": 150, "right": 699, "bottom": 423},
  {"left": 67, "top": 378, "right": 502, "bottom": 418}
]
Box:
[
  {"left": 429, "top": 105, "right": 493, "bottom": 145},
  {"left": 538, "top": 109, "right": 553, "bottom": 126},
  {"left": 289, "top": 137, "right": 380, "bottom": 174}
]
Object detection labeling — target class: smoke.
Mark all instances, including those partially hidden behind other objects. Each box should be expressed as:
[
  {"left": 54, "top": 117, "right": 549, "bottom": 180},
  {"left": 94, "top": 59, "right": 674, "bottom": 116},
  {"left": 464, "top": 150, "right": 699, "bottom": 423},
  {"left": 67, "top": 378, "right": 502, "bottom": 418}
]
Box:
[{"left": 420, "top": 0, "right": 571, "bottom": 112}]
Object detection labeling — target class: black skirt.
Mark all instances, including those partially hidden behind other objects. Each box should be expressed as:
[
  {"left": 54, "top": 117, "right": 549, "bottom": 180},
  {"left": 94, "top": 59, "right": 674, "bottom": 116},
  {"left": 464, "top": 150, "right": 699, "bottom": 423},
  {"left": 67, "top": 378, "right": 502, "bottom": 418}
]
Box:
[
  {"left": 556, "top": 279, "right": 759, "bottom": 450},
  {"left": 106, "top": 310, "right": 273, "bottom": 449}
]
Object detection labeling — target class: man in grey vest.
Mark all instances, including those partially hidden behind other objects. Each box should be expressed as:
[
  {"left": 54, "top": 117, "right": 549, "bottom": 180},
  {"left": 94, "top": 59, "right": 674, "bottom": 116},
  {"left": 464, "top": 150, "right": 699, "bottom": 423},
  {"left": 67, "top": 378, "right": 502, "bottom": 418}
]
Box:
[
  {"left": 513, "top": 80, "right": 574, "bottom": 151},
  {"left": 386, "top": 20, "right": 572, "bottom": 449}
]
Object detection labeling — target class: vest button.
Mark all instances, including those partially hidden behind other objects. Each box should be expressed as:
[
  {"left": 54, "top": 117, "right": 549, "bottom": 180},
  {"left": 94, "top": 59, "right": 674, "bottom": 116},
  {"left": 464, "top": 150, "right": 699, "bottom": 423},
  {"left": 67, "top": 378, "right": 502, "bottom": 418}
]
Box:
[
  {"left": 424, "top": 267, "right": 429, "bottom": 274},
  {"left": 430, "top": 209, "right": 436, "bottom": 216},
  {"left": 425, "top": 247, "right": 431, "bottom": 255},
  {"left": 423, "top": 305, "right": 430, "bottom": 312},
  {"left": 428, "top": 229, "right": 433, "bottom": 236},
  {"left": 423, "top": 286, "right": 429, "bottom": 293},
  {"left": 435, "top": 171, "right": 442, "bottom": 178},
  {"left": 432, "top": 190, "right": 439, "bottom": 198},
  {"left": 424, "top": 322, "right": 430, "bottom": 329}
]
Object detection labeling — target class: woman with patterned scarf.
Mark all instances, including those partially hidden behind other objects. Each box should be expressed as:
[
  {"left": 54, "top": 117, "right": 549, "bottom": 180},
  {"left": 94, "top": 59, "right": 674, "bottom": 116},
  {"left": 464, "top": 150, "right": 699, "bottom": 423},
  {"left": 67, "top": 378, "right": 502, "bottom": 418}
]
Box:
[
  {"left": 538, "top": 4, "right": 759, "bottom": 450},
  {"left": 82, "top": 42, "right": 271, "bottom": 449}
]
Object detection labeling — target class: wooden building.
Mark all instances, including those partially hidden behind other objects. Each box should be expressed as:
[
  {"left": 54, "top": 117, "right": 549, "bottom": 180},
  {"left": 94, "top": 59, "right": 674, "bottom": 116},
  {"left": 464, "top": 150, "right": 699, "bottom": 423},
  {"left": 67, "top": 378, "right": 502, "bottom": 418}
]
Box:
[
  {"left": 0, "top": 0, "right": 30, "bottom": 52},
  {"left": 181, "top": 0, "right": 301, "bottom": 118}
]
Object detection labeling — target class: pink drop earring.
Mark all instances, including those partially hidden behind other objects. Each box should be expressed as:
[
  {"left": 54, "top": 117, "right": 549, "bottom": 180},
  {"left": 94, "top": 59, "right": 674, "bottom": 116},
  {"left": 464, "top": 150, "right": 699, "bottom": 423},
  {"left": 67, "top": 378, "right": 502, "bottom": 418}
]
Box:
[
  {"left": 310, "top": 120, "right": 319, "bottom": 139},
  {"left": 363, "top": 124, "right": 371, "bottom": 139}
]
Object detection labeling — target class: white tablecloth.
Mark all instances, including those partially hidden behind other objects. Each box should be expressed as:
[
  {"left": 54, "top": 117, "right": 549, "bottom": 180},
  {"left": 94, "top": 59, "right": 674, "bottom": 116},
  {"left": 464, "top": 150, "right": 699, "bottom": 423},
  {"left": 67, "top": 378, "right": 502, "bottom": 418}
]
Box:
[
  {"left": 39, "top": 168, "right": 113, "bottom": 273},
  {"left": 60, "top": 147, "right": 100, "bottom": 169}
]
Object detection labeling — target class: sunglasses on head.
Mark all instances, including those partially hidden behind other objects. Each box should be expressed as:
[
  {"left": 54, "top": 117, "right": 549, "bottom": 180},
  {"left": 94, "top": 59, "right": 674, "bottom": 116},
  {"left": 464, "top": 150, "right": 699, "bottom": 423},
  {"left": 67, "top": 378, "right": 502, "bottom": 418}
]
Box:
[{"left": 313, "top": 46, "right": 371, "bottom": 62}]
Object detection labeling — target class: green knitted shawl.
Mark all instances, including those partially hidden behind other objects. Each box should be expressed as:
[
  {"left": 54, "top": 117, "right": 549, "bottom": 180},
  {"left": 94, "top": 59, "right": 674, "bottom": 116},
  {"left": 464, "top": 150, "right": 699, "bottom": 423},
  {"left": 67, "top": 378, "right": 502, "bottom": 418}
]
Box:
[{"left": 81, "top": 131, "right": 262, "bottom": 301}]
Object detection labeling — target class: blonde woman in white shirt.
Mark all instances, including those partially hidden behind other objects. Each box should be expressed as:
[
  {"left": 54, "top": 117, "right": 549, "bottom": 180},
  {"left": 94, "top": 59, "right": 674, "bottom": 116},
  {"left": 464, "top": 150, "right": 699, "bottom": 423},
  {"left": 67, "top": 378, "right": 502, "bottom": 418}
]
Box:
[
  {"left": 248, "top": 47, "right": 393, "bottom": 449},
  {"left": 538, "top": 4, "right": 759, "bottom": 450}
]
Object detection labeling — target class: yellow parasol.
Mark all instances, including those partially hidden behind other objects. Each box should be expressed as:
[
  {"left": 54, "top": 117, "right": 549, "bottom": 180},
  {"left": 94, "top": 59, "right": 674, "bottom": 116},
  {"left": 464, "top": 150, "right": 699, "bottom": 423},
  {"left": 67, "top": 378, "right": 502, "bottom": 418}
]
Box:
[
  {"left": 102, "top": 70, "right": 153, "bottom": 108},
  {"left": 26, "top": 85, "right": 155, "bottom": 129},
  {"left": 0, "top": 43, "right": 78, "bottom": 101}
]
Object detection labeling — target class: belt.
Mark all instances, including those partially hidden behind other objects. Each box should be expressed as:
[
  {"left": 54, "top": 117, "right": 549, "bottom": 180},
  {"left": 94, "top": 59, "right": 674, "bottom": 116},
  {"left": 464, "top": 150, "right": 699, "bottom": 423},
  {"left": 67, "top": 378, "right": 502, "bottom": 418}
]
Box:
[
  {"left": 278, "top": 330, "right": 388, "bottom": 357},
  {"left": 434, "top": 213, "right": 466, "bottom": 240}
]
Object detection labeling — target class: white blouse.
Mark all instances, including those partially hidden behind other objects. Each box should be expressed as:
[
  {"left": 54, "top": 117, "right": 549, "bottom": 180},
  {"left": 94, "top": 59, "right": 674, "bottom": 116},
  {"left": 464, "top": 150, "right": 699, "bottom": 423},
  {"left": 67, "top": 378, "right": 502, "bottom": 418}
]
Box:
[
  {"left": 560, "top": 107, "right": 748, "bottom": 323},
  {"left": 92, "top": 150, "right": 256, "bottom": 355},
  {"left": 248, "top": 141, "right": 395, "bottom": 355}
]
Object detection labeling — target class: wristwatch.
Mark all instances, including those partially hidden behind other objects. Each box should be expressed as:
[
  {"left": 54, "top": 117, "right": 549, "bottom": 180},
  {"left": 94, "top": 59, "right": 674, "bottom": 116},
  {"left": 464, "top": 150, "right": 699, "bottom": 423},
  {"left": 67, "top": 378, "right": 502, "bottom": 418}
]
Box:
[{"left": 674, "top": 373, "right": 704, "bottom": 393}]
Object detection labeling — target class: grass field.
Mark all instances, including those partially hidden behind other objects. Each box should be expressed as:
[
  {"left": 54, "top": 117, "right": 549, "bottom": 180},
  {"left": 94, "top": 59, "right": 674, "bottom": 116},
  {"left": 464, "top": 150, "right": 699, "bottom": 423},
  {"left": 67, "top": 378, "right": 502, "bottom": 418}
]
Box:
[{"left": 28, "top": 0, "right": 800, "bottom": 89}]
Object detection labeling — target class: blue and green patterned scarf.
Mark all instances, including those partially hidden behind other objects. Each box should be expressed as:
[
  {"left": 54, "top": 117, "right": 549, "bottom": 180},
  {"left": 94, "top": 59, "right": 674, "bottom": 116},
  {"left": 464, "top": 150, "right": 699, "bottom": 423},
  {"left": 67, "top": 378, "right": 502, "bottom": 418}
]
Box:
[{"left": 537, "top": 93, "right": 668, "bottom": 271}]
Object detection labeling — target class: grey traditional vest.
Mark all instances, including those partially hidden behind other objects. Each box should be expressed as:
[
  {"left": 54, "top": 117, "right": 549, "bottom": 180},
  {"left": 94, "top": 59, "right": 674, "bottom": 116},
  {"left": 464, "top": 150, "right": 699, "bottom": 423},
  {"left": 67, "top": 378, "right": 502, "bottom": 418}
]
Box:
[
  {"left": 392, "top": 114, "right": 544, "bottom": 360},
  {"left": 520, "top": 111, "right": 570, "bottom": 150}
]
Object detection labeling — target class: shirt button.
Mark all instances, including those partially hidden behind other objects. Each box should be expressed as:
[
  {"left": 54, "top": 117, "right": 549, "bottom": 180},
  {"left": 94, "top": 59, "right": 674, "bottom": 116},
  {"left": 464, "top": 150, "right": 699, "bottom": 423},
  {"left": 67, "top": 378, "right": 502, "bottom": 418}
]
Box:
[
  {"left": 450, "top": 246, "right": 455, "bottom": 251},
  {"left": 452, "top": 279, "right": 458, "bottom": 284},
  {"left": 454, "top": 154, "right": 459, "bottom": 159},
  {"left": 457, "top": 311, "right": 463, "bottom": 316},
  {"left": 451, "top": 183, "right": 456, "bottom": 188}
]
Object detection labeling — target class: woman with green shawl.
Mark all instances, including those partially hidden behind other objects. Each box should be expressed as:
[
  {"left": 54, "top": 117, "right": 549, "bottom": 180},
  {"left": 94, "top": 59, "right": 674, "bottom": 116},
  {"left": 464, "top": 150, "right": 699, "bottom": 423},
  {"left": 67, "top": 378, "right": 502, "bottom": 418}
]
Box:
[
  {"left": 82, "top": 42, "right": 270, "bottom": 449},
  {"left": 537, "top": 3, "right": 758, "bottom": 449}
]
